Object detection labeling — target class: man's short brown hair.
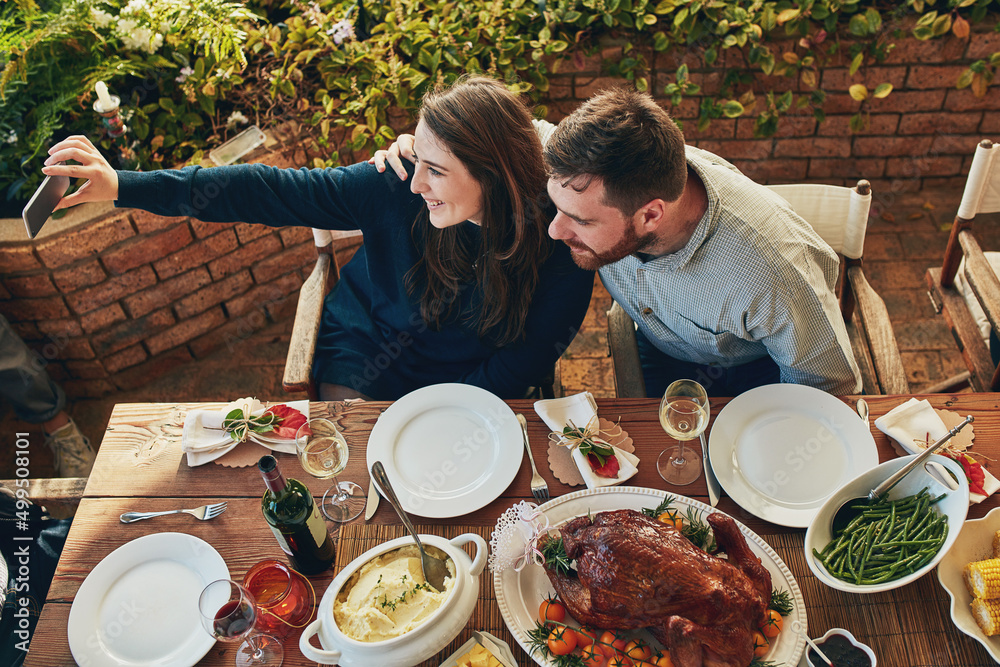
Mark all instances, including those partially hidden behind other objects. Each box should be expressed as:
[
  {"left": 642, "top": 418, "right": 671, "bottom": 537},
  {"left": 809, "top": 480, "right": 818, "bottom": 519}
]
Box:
[{"left": 544, "top": 87, "right": 687, "bottom": 216}]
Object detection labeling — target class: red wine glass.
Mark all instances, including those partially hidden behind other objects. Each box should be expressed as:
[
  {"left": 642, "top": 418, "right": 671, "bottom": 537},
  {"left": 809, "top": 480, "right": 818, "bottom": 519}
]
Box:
[{"left": 198, "top": 579, "right": 284, "bottom": 667}]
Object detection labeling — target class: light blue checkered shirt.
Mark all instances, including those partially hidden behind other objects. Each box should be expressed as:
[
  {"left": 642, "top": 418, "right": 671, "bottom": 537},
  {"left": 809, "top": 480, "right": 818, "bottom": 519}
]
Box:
[{"left": 598, "top": 146, "right": 862, "bottom": 395}]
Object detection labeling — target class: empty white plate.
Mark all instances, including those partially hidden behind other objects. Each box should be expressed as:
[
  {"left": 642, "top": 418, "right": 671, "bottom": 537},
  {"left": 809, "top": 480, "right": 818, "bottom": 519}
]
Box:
[
  {"left": 68, "top": 532, "right": 229, "bottom": 666},
  {"left": 367, "top": 383, "right": 522, "bottom": 518},
  {"left": 709, "top": 383, "right": 878, "bottom": 527}
]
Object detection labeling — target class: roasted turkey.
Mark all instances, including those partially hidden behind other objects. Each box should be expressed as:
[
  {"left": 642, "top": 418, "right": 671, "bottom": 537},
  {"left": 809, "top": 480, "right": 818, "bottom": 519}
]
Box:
[{"left": 542, "top": 509, "right": 772, "bottom": 667}]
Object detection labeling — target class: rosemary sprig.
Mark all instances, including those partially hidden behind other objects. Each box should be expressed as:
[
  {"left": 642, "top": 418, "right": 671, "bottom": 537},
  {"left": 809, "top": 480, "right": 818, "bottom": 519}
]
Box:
[
  {"left": 540, "top": 536, "right": 573, "bottom": 576},
  {"left": 769, "top": 588, "right": 793, "bottom": 616},
  {"left": 643, "top": 498, "right": 717, "bottom": 552}
]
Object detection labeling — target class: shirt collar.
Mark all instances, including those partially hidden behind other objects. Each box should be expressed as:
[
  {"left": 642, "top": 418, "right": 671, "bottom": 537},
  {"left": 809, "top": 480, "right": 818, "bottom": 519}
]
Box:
[{"left": 633, "top": 148, "right": 720, "bottom": 271}]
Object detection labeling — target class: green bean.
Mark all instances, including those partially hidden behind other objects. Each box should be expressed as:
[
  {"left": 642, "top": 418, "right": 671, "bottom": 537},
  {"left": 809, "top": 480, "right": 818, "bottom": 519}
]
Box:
[{"left": 817, "top": 488, "right": 949, "bottom": 585}]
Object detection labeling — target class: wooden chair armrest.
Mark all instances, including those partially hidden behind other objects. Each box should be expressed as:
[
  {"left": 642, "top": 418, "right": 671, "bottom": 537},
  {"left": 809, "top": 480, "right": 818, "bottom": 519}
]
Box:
[
  {"left": 846, "top": 264, "right": 909, "bottom": 394},
  {"left": 282, "top": 254, "right": 331, "bottom": 396},
  {"left": 606, "top": 302, "right": 647, "bottom": 398}
]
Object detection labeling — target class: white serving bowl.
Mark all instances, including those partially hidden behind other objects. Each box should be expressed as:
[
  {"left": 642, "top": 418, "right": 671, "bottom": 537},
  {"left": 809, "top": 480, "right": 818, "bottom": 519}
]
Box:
[
  {"left": 937, "top": 505, "right": 1000, "bottom": 662},
  {"left": 299, "top": 533, "right": 487, "bottom": 667},
  {"left": 805, "top": 628, "right": 877, "bottom": 666},
  {"left": 804, "top": 454, "right": 969, "bottom": 593}
]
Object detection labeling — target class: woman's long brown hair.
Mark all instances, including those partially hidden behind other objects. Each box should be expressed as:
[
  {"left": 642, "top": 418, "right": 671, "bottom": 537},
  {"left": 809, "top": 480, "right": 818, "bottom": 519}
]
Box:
[{"left": 406, "top": 76, "right": 552, "bottom": 346}]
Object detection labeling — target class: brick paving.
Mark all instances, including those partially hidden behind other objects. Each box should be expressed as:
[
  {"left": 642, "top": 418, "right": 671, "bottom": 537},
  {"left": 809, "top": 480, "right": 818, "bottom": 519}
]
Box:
[{"left": 3, "top": 185, "right": 996, "bottom": 480}]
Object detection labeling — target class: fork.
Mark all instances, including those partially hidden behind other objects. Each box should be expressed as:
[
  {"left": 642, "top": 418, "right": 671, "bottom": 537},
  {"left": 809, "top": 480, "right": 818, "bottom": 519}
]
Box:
[
  {"left": 517, "top": 413, "right": 549, "bottom": 502},
  {"left": 119, "top": 502, "right": 228, "bottom": 524}
]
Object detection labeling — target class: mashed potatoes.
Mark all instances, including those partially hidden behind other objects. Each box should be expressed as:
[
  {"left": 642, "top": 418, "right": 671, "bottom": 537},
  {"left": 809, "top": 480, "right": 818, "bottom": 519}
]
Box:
[{"left": 334, "top": 545, "right": 455, "bottom": 642}]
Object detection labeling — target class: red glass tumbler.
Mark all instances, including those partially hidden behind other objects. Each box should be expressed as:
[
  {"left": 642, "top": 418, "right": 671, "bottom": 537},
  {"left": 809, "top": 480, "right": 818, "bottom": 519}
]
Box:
[{"left": 242, "top": 559, "right": 315, "bottom": 640}]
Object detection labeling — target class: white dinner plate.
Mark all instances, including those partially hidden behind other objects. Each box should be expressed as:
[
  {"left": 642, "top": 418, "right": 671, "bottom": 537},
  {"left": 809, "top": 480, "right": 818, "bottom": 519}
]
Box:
[
  {"left": 709, "top": 383, "right": 878, "bottom": 528},
  {"left": 367, "top": 383, "right": 522, "bottom": 518},
  {"left": 495, "top": 486, "right": 806, "bottom": 667},
  {"left": 937, "top": 505, "right": 1000, "bottom": 662},
  {"left": 68, "top": 532, "right": 230, "bottom": 667}
]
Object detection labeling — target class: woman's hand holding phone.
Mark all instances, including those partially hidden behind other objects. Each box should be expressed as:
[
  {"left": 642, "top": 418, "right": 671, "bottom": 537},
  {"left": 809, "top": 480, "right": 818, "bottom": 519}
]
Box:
[{"left": 41, "top": 135, "right": 120, "bottom": 210}]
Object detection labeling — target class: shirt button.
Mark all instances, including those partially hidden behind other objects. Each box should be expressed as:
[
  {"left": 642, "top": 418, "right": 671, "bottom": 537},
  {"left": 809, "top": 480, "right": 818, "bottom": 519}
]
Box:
[{"left": 642, "top": 307, "right": 653, "bottom": 315}]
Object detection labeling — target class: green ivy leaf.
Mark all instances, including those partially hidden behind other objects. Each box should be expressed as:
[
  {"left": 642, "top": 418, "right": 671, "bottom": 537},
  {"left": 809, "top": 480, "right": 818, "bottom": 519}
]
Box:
[
  {"left": 849, "top": 51, "right": 865, "bottom": 75},
  {"left": 721, "top": 100, "right": 744, "bottom": 117},
  {"left": 956, "top": 69, "right": 975, "bottom": 89},
  {"left": 849, "top": 14, "right": 870, "bottom": 36},
  {"left": 872, "top": 82, "right": 893, "bottom": 98}
]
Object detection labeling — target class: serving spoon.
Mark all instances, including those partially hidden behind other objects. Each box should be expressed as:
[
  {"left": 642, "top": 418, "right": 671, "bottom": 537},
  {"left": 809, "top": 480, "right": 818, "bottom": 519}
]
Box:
[
  {"left": 830, "top": 415, "right": 973, "bottom": 534},
  {"left": 370, "top": 461, "right": 450, "bottom": 592}
]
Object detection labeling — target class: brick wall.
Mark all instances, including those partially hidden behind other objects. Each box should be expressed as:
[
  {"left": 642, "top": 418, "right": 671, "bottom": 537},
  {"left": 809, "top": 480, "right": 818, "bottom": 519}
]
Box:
[
  {"left": 0, "top": 27, "right": 995, "bottom": 396},
  {"left": 543, "top": 24, "right": 998, "bottom": 205},
  {"left": 0, "top": 132, "right": 361, "bottom": 398}
]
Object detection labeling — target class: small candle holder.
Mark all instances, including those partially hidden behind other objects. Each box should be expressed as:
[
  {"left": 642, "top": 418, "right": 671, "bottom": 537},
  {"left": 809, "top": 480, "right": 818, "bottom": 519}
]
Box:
[
  {"left": 94, "top": 95, "right": 127, "bottom": 138},
  {"left": 93, "top": 95, "right": 139, "bottom": 170}
]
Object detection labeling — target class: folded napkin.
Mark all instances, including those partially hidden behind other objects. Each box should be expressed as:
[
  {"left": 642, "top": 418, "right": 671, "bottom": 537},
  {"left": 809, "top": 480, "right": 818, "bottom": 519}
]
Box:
[
  {"left": 875, "top": 398, "right": 999, "bottom": 503},
  {"left": 534, "top": 392, "right": 639, "bottom": 489},
  {"left": 182, "top": 398, "right": 307, "bottom": 467}
]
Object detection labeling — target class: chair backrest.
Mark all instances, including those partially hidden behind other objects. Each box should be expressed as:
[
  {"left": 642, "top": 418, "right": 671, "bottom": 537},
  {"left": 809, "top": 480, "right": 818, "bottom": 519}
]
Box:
[
  {"left": 926, "top": 139, "right": 1000, "bottom": 392},
  {"left": 765, "top": 181, "right": 872, "bottom": 260},
  {"left": 958, "top": 139, "right": 1000, "bottom": 221}
]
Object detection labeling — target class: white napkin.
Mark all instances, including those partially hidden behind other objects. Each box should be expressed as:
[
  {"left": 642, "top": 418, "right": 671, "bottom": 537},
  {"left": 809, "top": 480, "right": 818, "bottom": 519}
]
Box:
[
  {"left": 875, "top": 398, "right": 999, "bottom": 503},
  {"left": 182, "top": 398, "right": 308, "bottom": 467},
  {"left": 533, "top": 392, "right": 639, "bottom": 489}
]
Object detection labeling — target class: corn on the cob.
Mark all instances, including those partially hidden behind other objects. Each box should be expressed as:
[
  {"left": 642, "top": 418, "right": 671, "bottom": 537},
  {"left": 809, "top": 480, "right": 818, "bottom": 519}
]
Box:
[
  {"left": 992, "top": 530, "right": 1000, "bottom": 558},
  {"left": 973, "top": 598, "right": 1000, "bottom": 636},
  {"left": 965, "top": 559, "right": 1000, "bottom": 599}
]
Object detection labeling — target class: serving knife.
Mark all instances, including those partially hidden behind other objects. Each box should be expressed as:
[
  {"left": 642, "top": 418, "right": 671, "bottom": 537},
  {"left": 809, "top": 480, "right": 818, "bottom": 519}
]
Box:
[
  {"left": 700, "top": 432, "right": 721, "bottom": 507},
  {"left": 472, "top": 631, "right": 517, "bottom": 667},
  {"left": 364, "top": 477, "right": 380, "bottom": 521}
]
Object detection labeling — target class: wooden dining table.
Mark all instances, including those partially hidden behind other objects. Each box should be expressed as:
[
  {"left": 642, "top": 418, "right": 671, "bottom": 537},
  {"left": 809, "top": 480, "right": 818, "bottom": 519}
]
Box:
[{"left": 24, "top": 393, "right": 1000, "bottom": 666}]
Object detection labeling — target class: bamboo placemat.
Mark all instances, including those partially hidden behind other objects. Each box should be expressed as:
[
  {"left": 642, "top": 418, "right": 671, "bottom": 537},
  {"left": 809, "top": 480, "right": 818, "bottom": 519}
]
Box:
[{"left": 336, "top": 527, "right": 995, "bottom": 667}]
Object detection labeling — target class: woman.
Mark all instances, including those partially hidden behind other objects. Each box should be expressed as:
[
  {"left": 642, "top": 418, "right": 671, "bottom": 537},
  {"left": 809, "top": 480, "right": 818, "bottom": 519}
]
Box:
[{"left": 43, "top": 77, "right": 594, "bottom": 400}]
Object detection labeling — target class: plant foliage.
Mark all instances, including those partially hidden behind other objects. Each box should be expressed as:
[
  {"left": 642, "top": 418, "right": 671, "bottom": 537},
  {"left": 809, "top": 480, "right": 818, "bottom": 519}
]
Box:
[{"left": 2, "top": 0, "right": 998, "bottom": 211}]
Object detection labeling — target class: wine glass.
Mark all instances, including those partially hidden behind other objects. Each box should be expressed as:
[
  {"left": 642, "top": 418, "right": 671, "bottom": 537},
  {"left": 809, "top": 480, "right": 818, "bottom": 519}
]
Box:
[
  {"left": 295, "top": 417, "right": 365, "bottom": 522},
  {"left": 657, "top": 379, "right": 710, "bottom": 486},
  {"left": 198, "top": 579, "right": 283, "bottom": 667}
]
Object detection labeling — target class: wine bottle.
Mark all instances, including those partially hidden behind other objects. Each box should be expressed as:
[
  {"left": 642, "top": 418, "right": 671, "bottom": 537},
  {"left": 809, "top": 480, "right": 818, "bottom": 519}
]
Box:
[{"left": 258, "top": 455, "right": 335, "bottom": 575}]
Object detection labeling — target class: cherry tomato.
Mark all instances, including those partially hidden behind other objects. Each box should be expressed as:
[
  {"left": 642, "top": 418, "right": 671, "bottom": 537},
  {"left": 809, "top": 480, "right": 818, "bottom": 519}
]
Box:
[
  {"left": 656, "top": 511, "right": 684, "bottom": 531},
  {"left": 547, "top": 626, "right": 578, "bottom": 656},
  {"left": 752, "top": 630, "right": 770, "bottom": 658},
  {"left": 596, "top": 630, "right": 627, "bottom": 657},
  {"left": 576, "top": 625, "right": 597, "bottom": 648},
  {"left": 581, "top": 643, "right": 607, "bottom": 667},
  {"left": 655, "top": 653, "right": 675, "bottom": 667},
  {"left": 607, "top": 655, "right": 631, "bottom": 667},
  {"left": 539, "top": 596, "right": 566, "bottom": 624},
  {"left": 624, "top": 640, "right": 652, "bottom": 662},
  {"left": 761, "top": 609, "right": 783, "bottom": 638}
]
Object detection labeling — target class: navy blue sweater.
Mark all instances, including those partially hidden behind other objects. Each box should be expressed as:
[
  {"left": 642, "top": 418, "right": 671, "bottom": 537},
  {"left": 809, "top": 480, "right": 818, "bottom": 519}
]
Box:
[{"left": 116, "top": 161, "right": 594, "bottom": 399}]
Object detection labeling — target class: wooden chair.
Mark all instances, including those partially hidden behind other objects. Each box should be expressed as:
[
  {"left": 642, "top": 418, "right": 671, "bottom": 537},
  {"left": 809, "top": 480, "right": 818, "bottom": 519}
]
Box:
[
  {"left": 281, "top": 228, "right": 560, "bottom": 398},
  {"left": 282, "top": 228, "right": 362, "bottom": 397},
  {"left": 607, "top": 179, "right": 909, "bottom": 397},
  {"left": 925, "top": 139, "right": 1000, "bottom": 392}
]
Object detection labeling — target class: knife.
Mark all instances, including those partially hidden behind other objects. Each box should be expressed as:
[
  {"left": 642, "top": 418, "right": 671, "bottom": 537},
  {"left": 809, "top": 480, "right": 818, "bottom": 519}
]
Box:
[
  {"left": 700, "top": 432, "right": 721, "bottom": 507},
  {"left": 364, "top": 477, "right": 380, "bottom": 521},
  {"left": 472, "top": 631, "right": 517, "bottom": 667}
]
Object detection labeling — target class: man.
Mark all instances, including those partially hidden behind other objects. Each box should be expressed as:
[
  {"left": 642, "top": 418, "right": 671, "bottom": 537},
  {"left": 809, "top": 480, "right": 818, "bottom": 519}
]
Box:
[
  {"left": 374, "top": 88, "right": 862, "bottom": 397},
  {"left": 541, "top": 88, "right": 861, "bottom": 396},
  {"left": 0, "top": 314, "right": 95, "bottom": 477}
]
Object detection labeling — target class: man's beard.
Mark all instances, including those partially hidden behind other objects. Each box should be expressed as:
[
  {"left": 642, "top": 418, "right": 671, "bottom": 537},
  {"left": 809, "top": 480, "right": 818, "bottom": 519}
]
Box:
[{"left": 565, "top": 223, "right": 658, "bottom": 271}]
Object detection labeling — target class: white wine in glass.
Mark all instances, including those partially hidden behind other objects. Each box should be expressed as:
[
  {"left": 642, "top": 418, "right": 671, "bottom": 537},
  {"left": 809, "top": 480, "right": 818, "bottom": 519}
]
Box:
[
  {"left": 657, "top": 379, "right": 710, "bottom": 486},
  {"left": 295, "top": 418, "right": 365, "bottom": 522}
]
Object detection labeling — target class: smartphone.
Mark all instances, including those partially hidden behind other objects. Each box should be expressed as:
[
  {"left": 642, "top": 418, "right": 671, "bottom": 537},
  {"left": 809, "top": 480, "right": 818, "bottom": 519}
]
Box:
[{"left": 22, "top": 172, "right": 70, "bottom": 239}]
